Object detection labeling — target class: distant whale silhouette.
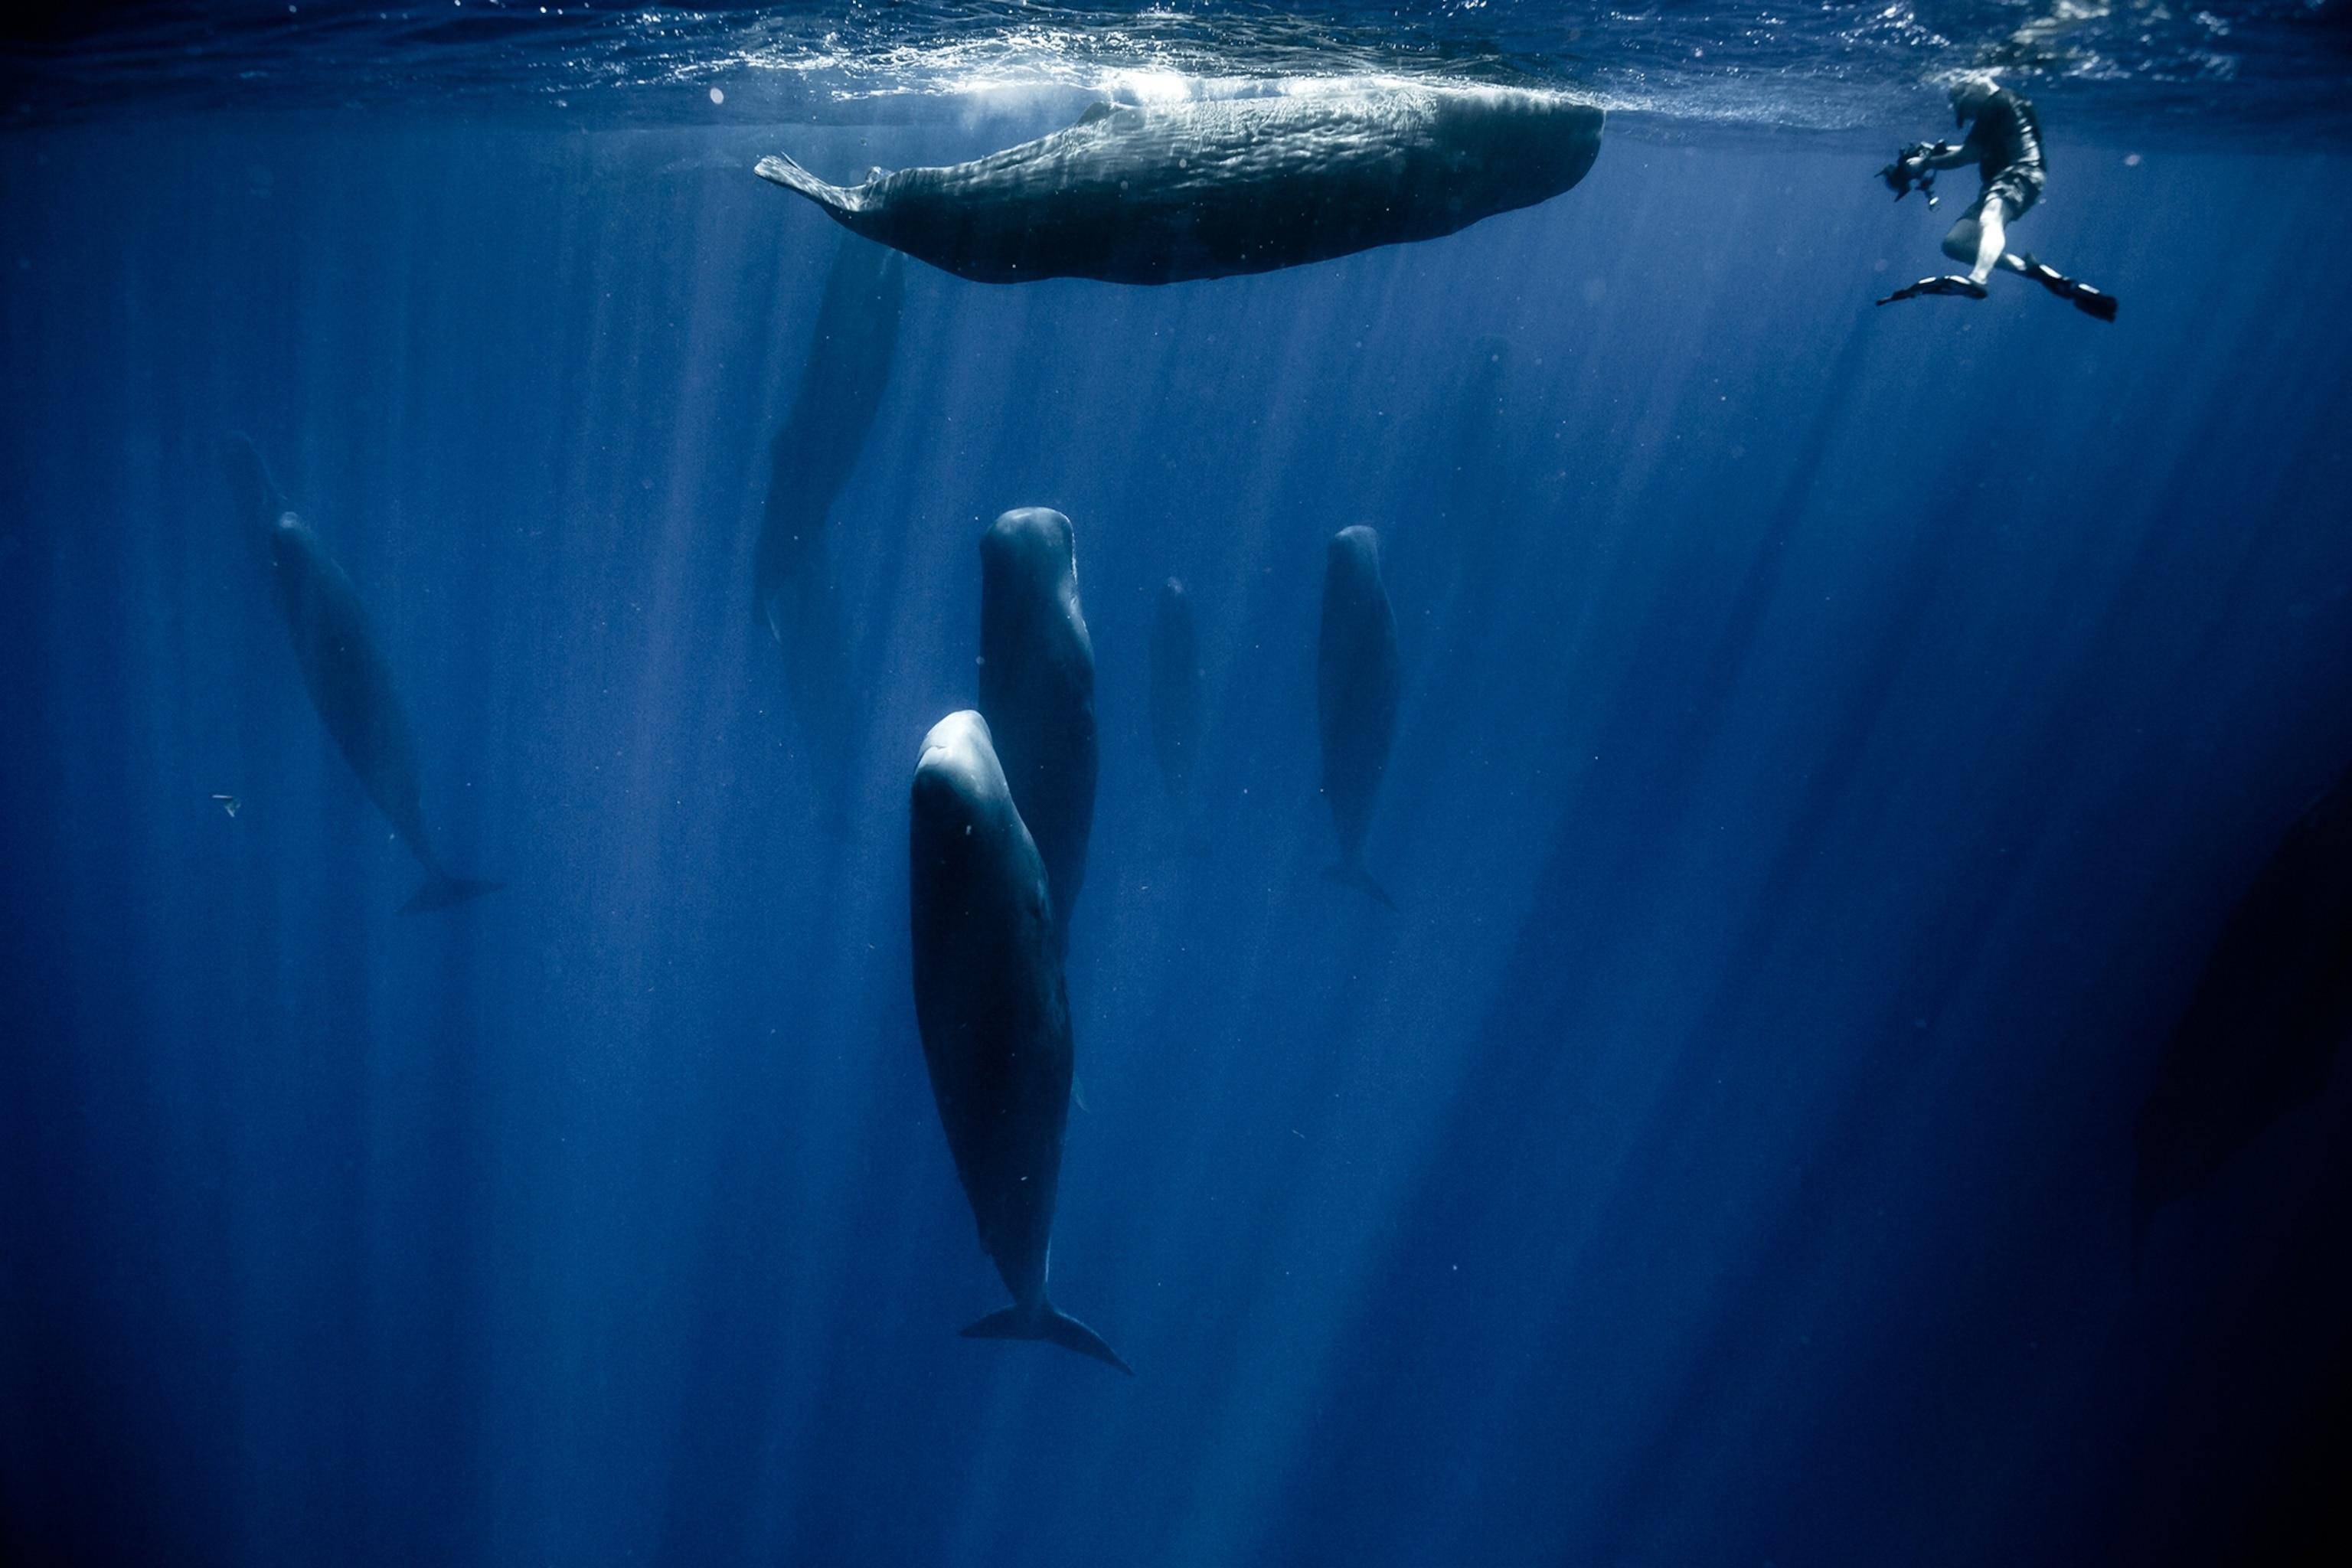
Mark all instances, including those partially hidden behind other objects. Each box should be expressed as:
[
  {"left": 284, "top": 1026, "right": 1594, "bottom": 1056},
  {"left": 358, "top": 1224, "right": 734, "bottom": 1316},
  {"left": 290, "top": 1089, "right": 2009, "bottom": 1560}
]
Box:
[
  {"left": 908, "top": 711, "right": 1129, "bottom": 1374},
  {"left": 2135, "top": 757, "right": 2352, "bottom": 1252},
  {"left": 753, "top": 237, "right": 906, "bottom": 822},
  {"left": 1149, "top": 577, "right": 1201, "bottom": 802},
  {"left": 978, "top": 508, "right": 1097, "bottom": 952},
  {"left": 224, "top": 436, "right": 499, "bottom": 914},
  {"left": 756, "top": 85, "right": 1603, "bottom": 285},
  {"left": 1318, "top": 526, "right": 1400, "bottom": 908}
]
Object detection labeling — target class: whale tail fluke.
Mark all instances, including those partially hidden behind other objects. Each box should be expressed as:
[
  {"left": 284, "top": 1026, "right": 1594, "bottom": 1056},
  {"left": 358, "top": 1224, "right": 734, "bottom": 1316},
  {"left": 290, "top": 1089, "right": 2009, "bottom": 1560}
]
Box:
[
  {"left": 400, "top": 872, "right": 505, "bottom": 916},
  {"left": 755, "top": 153, "right": 867, "bottom": 218},
  {"left": 961, "top": 1302, "right": 1133, "bottom": 1376},
  {"left": 221, "top": 432, "right": 283, "bottom": 521},
  {"left": 1323, "top": 860, "right": 1397, "bottom": 911}
]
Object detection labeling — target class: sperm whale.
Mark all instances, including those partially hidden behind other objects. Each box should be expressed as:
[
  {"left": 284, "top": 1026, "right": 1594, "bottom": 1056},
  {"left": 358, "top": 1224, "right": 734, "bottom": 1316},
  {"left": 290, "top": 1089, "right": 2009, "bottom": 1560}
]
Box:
[
  {"left": 909, "top": 710, "right": 1129, "bottom": 1374},
  {"left": 756, "top": 85, "right": 1602, "bottom": 285},
  {"left": 223, "top": 436, "right": 500, "bottom": 914}
]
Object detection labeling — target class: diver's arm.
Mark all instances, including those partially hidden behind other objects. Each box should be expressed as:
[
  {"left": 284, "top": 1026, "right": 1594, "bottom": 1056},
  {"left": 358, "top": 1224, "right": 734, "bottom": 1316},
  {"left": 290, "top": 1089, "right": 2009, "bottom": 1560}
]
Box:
[{"left": 1919, "top": 137, "right": 1974, "bottom": 170}]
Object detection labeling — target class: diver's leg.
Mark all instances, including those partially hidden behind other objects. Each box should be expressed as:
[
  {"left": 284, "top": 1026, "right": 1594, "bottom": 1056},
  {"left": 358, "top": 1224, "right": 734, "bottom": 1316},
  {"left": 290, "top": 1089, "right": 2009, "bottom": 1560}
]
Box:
[
  {"left": 1940, "top": 217, "right": 1979, "bottom": 268},
  {"left": 1968, "top": 198, "right": 2008, "bottom": 285}
]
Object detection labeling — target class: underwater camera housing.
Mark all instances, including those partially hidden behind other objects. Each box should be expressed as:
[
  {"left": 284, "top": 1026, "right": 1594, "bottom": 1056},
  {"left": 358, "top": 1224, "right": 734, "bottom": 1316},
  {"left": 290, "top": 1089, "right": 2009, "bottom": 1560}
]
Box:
[{"left": 1878, "top": 142, "right": 1944, "bottom": 207}]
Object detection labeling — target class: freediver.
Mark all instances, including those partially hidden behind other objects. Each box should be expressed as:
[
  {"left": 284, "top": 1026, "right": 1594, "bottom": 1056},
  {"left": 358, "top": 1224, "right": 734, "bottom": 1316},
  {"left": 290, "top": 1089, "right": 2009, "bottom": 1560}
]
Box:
[{"left": 1875, "top": 77, "right": 2117, "bottom": 321}]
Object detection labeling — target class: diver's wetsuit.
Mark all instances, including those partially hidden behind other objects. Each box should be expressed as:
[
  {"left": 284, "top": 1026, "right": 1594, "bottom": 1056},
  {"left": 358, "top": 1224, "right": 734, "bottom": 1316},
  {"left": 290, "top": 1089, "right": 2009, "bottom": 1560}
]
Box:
[
  {"left": 1877, "top": 82, "right": 2112, "bottom": 317},
  {"left": 1963, "top": 87, "right": 2044, "bottom": 220}
]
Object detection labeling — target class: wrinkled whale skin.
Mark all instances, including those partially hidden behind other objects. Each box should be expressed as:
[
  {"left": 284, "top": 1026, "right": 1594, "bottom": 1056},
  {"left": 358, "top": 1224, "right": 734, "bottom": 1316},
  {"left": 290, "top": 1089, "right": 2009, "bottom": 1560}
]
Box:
[{"left": 759, "top": 87, "right": 1603, "bottom": 285}]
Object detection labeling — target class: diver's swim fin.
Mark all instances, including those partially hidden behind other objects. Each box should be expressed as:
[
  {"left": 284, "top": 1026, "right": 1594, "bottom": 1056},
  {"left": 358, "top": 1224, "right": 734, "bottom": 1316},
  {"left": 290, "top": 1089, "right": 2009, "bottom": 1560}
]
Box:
[
  {"left": 2070, "top": 286, "right": 2118, "bottom": 322},
  {"left": 2018, "top": 256, "right": 2118, "bottom": 322},
  {"left": 961, "top": 1302, "right": 1133, "bottom": 1375},
  {"left": 1876, "top": 273, "right": 1988, "bottom": 305}
]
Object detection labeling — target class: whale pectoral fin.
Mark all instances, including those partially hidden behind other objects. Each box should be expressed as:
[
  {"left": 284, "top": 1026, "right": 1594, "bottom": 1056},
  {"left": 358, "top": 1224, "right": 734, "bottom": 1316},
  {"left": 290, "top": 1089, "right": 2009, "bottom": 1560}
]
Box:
[{"left": 961, "top": 1304, "right": 1133, "bottom": 1375}]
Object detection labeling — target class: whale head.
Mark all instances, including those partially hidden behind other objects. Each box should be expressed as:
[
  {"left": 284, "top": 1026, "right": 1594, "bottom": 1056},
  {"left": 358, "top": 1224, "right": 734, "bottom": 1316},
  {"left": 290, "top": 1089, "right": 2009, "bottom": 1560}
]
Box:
[
  {"left": 980, "top": 507, "right": 1086, "bottom": 643},
  {"left": 1429, "top": 87, "right": 1604, "bottom": 204},
  {"left": 1328, "top": 524, "right": 1383, "bottom": 583},
  {"left": 913, "top": 710, "right": 1008, "bottom": 836},
  {"left": 980, "top": 507, "right": 1076, "bottom": 587},
  {"left": 911, "top": 710, "right": 1054, "bottom": 935},
  {"left": 220, "top": 435, "right": 321, "bottom": 573}
]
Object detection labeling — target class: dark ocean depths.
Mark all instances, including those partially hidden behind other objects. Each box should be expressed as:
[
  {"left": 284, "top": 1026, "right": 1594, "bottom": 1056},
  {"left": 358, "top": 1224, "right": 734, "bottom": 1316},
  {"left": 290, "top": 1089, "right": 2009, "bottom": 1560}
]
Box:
[{"left": 5, "top": 4, "right": 2352, "bottom": 1565}]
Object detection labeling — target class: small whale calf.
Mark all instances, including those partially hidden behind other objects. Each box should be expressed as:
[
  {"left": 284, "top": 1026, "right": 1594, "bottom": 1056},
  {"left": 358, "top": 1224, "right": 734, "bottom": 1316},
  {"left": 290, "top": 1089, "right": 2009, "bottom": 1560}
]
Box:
[
  {"left": 908, "top": 710, "right": 1129, "bottom": 1374},
  {"left": 756, "top": 85, "right": 1603, "bottom": 284},
  {"left": 224, "top": 436, "right": 500, "bottom": 914},
  {"left": 1318, "top": 526, "right": 1401, "bottom": 908},
  {"left": 1149, "top": 577, "right": 1202, "bottom": 802},
  {"left": 754, "top": 237, "right": 906, "bottom": 821},
  {"left": 978, "top": 508, "right": 1099, "bottom": 952}
]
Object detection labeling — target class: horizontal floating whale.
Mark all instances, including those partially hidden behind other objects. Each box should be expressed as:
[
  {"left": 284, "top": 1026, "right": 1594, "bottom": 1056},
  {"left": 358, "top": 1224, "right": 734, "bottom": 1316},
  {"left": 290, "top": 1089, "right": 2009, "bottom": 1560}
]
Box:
[{"left": 756, "top": 85, "right": 1603, "bottom": 284}]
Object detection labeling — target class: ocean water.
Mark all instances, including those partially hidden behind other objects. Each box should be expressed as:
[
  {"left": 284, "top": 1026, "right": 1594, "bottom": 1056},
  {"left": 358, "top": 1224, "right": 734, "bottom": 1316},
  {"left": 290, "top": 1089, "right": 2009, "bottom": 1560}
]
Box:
[{"left": 5, "top": 5, "right": 2352, "bottom": 1565}]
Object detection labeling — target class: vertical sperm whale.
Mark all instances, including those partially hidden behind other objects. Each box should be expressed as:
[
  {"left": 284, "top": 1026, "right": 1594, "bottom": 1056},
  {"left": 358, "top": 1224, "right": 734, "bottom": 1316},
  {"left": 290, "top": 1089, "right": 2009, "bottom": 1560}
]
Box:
[
  {"left": 1150, "top": 577, "right": 1202, "bottom": 802},
  {"left": 1318, "top": 526, "right": 1400, "bottom": 909},
  {"left": 753, "top": 238, "right": 906, "bottom": 819},
  {"left": 2135, "top": 756, "right": 2352, "bottom": 1253},
  {"left": 978, "top": 508, "right": 1097, "bottom": 952},
  {"left": 908, "top": 710, "right": 1129, "bottom": 1374},
  {"left": 222, "top": 436, "right": 499, "bottom": 913}
]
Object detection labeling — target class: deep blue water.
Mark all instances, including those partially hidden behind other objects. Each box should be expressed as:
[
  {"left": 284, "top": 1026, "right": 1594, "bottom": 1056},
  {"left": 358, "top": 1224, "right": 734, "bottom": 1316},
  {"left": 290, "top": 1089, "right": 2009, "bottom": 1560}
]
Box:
[{"left": 5, "top": 6, "right": 2352, "bottom": 1566}]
